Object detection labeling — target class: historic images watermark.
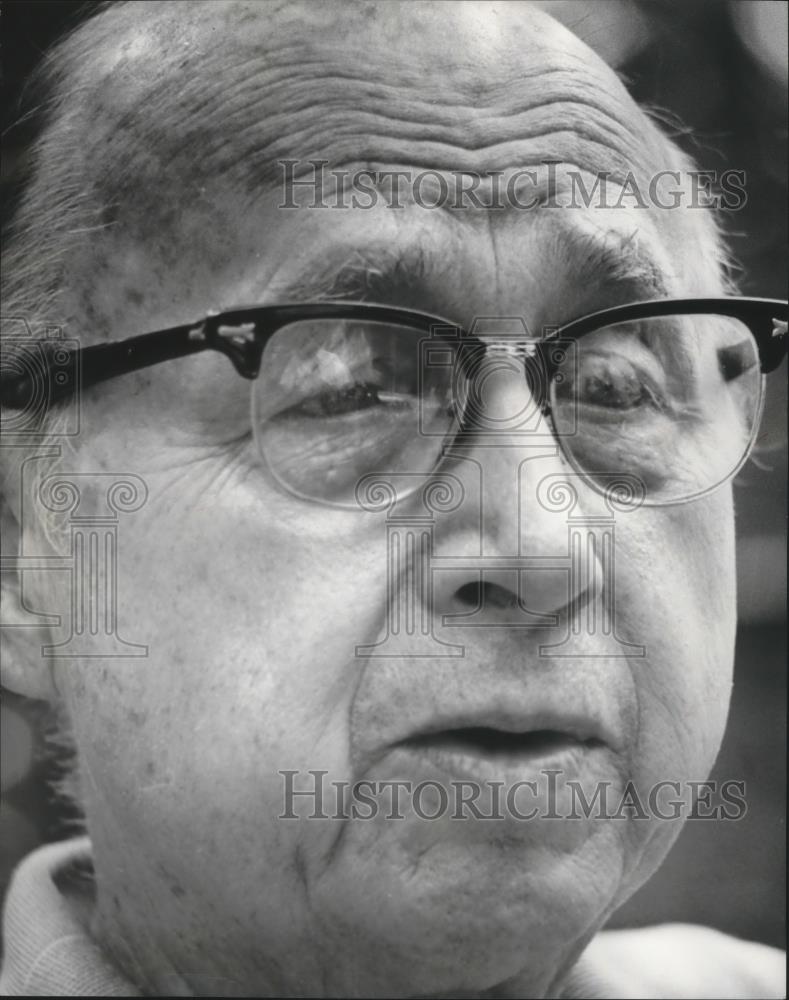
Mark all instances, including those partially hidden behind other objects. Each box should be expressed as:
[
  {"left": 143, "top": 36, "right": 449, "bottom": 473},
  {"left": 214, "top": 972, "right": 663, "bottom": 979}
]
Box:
[
  {"left": 279, "top": 770, "right": 748, "bottom": 822},
  {"left": 279, "top": 159, "right": 747, "bottom": 211}
]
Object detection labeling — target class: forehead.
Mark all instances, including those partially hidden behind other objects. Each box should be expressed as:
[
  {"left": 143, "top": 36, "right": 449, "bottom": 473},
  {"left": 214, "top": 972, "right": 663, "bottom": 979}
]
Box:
[
  {"left": 52, "top": 0, "right": 715, "bottom": 329},
  {"left": 76, "top": 1, "right": 664, "bottom": 189}
]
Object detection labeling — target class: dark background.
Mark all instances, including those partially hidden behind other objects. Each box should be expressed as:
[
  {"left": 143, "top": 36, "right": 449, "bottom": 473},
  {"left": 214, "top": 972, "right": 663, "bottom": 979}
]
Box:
[{"left": 1, "top": 0, "right": 786, "bottom": 952}]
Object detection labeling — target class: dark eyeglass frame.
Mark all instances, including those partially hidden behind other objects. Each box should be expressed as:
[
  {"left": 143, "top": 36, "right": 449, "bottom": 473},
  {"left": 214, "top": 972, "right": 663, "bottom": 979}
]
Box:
[{"left": 1, "top": 297, "right": 787, "bottom": 414}]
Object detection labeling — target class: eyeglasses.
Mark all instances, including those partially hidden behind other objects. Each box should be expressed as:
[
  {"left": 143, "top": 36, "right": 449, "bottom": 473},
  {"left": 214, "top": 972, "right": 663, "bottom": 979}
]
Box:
[{"left": 2, "top": 297, "right": 786, "bottom": 508}]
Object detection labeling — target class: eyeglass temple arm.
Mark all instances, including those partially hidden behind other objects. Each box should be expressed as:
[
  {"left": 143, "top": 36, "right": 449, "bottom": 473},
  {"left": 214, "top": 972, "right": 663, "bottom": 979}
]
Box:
[{"left": 0, "top": 313, "right": 268, "bottom": 410}]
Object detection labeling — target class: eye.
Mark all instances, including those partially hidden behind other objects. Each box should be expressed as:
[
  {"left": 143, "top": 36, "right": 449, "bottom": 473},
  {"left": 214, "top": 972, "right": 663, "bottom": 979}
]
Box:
[
  {"left": 291, "top": 380, "right": 413, "bottom": 418},
  {"left": 554, "top": 335, "right": 669, "bottom": 418},
  {"left": 571, "top": 352, "right": 665, "bottom": 411},
  {"left": 266, "top": 331, "right": 422, "bottom": 423},
  {"left": 288, "top": 345, "right": 419, "bottom": 420}
]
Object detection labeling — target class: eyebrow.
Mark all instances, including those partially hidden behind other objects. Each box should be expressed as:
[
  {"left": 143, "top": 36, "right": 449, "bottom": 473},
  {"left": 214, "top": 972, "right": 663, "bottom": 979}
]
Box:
[
  {"left": 273, "top": 244, "right": 433, "bottom": 305},
  {"left": 563, "top": 226, "right": 671, "bottom": 301},
  {"left": 271, "top": 225, "right": 670, "bottom": 322}
]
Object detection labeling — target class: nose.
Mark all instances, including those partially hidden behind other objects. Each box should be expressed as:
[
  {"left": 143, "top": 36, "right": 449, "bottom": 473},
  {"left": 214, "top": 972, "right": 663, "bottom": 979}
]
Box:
[{"left": 428, "top": 347, "right": 604, "bottom": 624}]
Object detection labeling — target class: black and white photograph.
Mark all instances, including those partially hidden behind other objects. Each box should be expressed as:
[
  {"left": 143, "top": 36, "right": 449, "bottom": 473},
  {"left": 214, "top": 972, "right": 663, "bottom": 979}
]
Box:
[{"left": 0, "top": 1, "right": 786, "bottom": 996}]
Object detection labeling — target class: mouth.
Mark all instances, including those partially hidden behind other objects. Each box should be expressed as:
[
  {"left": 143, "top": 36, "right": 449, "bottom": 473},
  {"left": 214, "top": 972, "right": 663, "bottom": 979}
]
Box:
[
  {"left": 386, "top": 705, "right": 613, "bottom": 784},
  {"left": 401, "top": 726, "right": 604, "bottom": 765}
]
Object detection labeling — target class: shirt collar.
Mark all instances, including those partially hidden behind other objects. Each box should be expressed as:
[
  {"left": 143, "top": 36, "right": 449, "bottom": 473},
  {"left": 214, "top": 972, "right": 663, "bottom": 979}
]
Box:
[{"left": 0, "top": 837, "right": 140, "bottom": 996}]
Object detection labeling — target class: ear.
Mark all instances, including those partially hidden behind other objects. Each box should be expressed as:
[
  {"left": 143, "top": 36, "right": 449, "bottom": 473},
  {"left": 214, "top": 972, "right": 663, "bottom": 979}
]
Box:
[{"left": 1, "top": 498, "right": 59, "bottom": 702}]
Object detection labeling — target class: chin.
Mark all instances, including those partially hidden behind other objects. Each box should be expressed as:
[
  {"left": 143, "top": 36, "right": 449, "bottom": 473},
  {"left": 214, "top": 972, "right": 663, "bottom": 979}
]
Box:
[{"left": 308, "top": 830, "right": 617, "bottom": 997}]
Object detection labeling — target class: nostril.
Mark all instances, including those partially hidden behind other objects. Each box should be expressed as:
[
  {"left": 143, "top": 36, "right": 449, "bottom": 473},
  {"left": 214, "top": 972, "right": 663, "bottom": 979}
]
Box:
[
  {"left": 455, "top": 580, "right": 518, "bottom": 610},
  {"left": 455, "top": 582, "right": 481, "bottom": 608}
]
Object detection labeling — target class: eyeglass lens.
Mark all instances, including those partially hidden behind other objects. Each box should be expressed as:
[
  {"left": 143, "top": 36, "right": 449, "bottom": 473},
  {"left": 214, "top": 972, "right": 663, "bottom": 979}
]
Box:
[{"left": 250, "top": 314, "right": 762, "bottom": 506}]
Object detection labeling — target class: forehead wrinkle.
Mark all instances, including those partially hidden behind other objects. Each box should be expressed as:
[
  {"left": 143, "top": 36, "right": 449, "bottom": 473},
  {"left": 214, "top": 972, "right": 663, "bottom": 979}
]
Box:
[
  {"left": 161, "top": 68, "right": 660, "bottom": 190},
  {"left": 71, "top": 7, "right": 673, "bottom": 214}
]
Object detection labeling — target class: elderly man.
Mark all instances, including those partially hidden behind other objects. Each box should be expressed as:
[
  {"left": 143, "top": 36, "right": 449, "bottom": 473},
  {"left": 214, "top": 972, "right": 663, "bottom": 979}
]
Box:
[{"left": 0, "top": 1, "right": 786, "bottom": 996}]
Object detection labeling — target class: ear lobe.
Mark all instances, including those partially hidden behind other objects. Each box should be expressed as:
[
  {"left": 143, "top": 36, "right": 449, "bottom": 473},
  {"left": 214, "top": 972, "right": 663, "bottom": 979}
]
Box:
[{"left": 1, "top": 500, "right": 59, "bottom": 702}]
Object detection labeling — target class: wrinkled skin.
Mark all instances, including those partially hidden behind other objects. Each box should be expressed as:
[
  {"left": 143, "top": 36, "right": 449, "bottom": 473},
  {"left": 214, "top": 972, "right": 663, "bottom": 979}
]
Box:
[{"left": 2, "top": 2, "right": 736, "bottom": 996}]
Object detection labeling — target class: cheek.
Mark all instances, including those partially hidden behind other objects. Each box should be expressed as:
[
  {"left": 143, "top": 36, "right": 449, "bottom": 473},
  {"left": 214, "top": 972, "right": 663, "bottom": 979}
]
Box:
[
  {"left": 53, "top": 481, "right": 395, "bottom": 949},
  {"left": 618, "top": 491, "right": 736, "bottom": 783},
  {"left": 57, "top": 468, "right": 391, "bottom": 826}
]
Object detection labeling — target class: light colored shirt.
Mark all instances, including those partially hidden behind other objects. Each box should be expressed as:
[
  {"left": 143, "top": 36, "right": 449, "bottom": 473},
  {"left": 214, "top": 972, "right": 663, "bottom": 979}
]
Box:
[
  {"left": 0, "top": 838, "right": 138, "bottom": 997},
  {"left": 1, "top": 838, "right": 784, "bottom": 997}
]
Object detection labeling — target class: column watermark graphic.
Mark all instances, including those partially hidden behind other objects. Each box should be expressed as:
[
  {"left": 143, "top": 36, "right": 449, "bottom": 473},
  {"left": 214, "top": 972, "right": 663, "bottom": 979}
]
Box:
[
  {"left": 535, "top": 473, "right": 646, "bottom": 658},
  {"left": 36, "top": 472, "right": 149, "bottom": 657},
  {"left": 353, "top": 316, "right": 648, "bottom": 660},
  {"left": 1, "top": 318, "right": 149, "bottom": 658},
  {"left": 0, "top": 460, "right": 150, "bottom": 659},
  {"left": 354, "top": 473, "right": 466, "bottom": 658}
]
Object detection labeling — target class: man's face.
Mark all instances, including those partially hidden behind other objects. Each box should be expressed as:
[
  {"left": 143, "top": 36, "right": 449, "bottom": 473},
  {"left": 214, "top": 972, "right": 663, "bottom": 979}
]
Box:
[{"left": 14, "top": 3, "right": 737, "bottom": 996}]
